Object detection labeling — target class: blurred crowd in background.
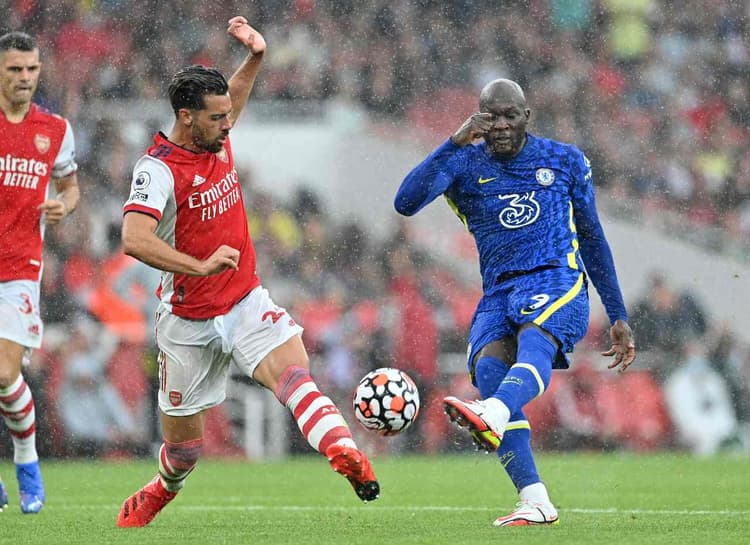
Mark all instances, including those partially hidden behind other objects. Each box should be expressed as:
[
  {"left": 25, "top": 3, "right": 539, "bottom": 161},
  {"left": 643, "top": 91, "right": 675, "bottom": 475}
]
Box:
[{"left": 0, "top": 0, "right": 749, "bottom": 459}]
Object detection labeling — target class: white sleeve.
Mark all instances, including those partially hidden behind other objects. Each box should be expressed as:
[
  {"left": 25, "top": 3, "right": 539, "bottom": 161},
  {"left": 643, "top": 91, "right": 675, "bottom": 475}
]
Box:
[
  {"left": 51, "top": 119, "right": 78, "bottom": 178},
  {"left": 123, "top": 156, "right": 174, "bottom": 220}
]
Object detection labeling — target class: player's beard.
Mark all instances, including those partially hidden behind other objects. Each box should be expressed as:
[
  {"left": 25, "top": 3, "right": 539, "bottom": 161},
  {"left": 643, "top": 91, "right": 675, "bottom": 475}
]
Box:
[
  {"left": 192, "top": 127, "right": 226, "bottom": 153},
  {"left": 11, "top": 88, "right": 34, "bottom": 106},
  {"left": 487, "top": 131, "right": 525, "bottom": 158},
  {"left": 3, "top": 83, "right": 35, "bottom": 109}
]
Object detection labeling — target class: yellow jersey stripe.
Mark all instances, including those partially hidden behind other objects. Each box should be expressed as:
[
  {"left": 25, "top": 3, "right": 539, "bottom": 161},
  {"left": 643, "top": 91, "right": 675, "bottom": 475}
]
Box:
[
  {"left": 568, "top": 201, "right": 576, "bottom": 232},
  {"left": 444, "top": 196, "right": 469, "bottom": 230},
  {"left": 534, "top": 272, "right": 585, "bottom": 326},
  {"left": 567, "top": 202, "right": 579, "bottom": 269}
]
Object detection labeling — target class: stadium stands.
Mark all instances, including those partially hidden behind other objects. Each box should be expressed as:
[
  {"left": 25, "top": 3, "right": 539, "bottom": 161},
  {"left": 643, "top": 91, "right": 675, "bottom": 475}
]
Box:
[{"left": 1, "top": 0, "right": 748, "bottom": 458}]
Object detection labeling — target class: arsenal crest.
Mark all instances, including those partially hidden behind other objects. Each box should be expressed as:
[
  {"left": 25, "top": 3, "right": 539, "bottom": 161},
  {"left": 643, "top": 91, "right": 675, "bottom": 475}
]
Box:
[
  {"left": 169, "top": 390, "right": 183, "bottom": 406},
  {"left": 34, "top": 134, "right": 51, "bottom": 154}
]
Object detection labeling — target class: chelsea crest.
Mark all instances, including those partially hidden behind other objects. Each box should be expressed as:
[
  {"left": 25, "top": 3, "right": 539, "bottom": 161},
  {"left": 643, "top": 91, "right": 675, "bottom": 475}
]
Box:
[{"left": 535, "top": 168, "right": 555, "bottom": 186}]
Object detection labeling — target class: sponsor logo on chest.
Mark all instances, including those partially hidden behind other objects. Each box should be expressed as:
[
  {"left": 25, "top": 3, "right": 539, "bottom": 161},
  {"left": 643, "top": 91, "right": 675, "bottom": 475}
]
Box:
[
  {"left": 187, "top": 168, "right": 242, "bottom": 222},
  {"left": 0, "top": 153, "right": 49, "bottom": 190}
]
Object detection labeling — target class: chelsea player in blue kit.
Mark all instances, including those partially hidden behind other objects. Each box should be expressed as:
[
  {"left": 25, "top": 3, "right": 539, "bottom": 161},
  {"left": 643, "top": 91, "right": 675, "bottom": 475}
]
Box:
[{"left": 395, "top": 79, "right": 636, "bottom": 527}]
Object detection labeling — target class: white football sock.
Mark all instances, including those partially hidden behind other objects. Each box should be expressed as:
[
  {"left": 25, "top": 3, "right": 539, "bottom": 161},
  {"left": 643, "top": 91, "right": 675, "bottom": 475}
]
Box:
[
  {"left": 483, "top": 397, "right": 510, "bottom": 432},
  {"left": 520, "top": 482, "right": 552, "bottom": 506}
]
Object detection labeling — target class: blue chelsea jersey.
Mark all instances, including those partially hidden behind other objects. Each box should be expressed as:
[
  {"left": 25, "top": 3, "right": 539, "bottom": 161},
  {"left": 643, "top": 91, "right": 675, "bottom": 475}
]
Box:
[
  {"left": 443, "top": 134, "right": 591, "bottom": 292},
  {"left": 395, "top": 133, "right": 628, "bottom": 324}
]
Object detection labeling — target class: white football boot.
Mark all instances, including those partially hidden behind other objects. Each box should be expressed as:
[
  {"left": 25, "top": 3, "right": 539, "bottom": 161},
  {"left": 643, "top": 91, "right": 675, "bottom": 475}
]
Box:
[
  {"left": 443, "top": 396, "right": 507, "bottom": 451},
  {"left": 493, "top": 500, "right": 560, "bottom": 527}
]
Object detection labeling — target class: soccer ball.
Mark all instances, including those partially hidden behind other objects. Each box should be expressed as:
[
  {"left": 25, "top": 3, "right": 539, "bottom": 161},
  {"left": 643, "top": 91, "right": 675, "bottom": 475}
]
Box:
[{"left": 353, "top": 367, "right": 420, "bottom": 436}]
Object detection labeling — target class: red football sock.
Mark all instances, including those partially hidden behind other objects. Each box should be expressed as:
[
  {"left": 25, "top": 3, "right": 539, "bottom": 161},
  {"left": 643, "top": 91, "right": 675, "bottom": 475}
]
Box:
[
  {"left": 275, "top": 366, "right": 355, "bottom": 453},
  {"left": 0, "top": 375, "right": 37, "bottom": 464},
  {"left": 158, "top": 437, "right": 204, "bottom": 492}
]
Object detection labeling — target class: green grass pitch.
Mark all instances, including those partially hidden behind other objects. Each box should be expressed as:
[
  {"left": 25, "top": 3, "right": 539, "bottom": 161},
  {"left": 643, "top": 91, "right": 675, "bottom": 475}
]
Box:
[{"left": 1, "top": 453, "right": 747, "bottom": 545}]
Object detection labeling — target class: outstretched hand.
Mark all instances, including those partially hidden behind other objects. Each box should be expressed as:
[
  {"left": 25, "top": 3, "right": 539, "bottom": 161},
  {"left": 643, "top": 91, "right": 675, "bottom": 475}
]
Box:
[
  {"left": 602, "top": 319, "right": 636, "bottom": 373},
  {"left": 227, "top": 16, "right": 266, "bottom": 55}
]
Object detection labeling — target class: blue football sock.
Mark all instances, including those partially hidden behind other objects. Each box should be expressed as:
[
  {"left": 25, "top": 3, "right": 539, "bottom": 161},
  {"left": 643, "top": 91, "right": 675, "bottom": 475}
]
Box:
[
  {"left": 473, "top": 355, "right": 542, "bottom": 491},
  {"left": 497, "top": 410, "right": 541, "bottom": 491},
  {"left": 473, "top": 355, "right": 510, "bottom": 398},
  {"left": 493, "top": 328, "right": 555, "bottom": 414}
]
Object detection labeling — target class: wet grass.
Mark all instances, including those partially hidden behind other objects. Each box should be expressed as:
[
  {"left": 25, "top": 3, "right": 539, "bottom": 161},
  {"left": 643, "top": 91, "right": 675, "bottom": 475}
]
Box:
[{"left": 1, "top": 452, "right": 747, "bottom": 544}]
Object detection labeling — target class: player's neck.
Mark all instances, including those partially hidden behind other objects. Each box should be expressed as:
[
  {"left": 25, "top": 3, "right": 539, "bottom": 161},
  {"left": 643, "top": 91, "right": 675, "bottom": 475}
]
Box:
[
  {"left": 0, "top": 99, "right": 31, "bottom": 123},
  {"left": 508, "top": 134, "right": 528, "bottom": 158},
  {"left": 168, "top": 127, "right": 203, "bottom": 153}
]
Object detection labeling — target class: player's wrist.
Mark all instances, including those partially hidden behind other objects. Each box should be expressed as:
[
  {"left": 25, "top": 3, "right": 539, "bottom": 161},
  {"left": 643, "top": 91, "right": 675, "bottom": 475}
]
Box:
[
  {"left": 450, "top": 133, "right": 469, "bottom": 147},
  {"left": 61, "top": 200, "right": 76, "bottom": 218},
  {"left": 195, "top": 261, "right": 209, "bottom": 276},
  {"left": 55, "top": 195, "right": 75, "bottom": 218}
]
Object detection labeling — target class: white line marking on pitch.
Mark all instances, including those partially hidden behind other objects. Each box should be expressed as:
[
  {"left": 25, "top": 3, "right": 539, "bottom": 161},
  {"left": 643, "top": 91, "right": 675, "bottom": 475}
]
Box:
[{"left": 53, "top": 505, "right": 750, "bottom": 516}]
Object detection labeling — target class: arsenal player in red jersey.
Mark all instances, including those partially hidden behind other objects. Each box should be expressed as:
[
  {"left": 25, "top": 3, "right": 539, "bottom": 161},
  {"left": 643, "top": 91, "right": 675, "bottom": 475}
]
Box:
[
  {"left": 117, "top": 16, "right": 379, "bottom": 528},
  {"left": 0, "top": 31, "right": 80, "bottom": 514}
]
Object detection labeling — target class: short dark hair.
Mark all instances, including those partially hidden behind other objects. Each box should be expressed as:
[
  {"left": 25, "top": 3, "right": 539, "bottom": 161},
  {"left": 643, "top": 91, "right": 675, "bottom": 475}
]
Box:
[
  {"left": 0, "top": 31, "right": 37, "bottom": 53},
  {"left": 167, "top": 65, "right": 228, "bottom": 115}
]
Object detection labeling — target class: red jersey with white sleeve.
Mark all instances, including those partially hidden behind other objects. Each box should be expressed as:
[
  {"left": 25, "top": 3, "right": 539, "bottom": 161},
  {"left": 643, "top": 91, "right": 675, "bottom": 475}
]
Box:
[
  {"left": 0, "top": 103, "right": 77, "bottom": 282},
  {"left": 123, "top": 132, "right": 260, "bottom": 320}
]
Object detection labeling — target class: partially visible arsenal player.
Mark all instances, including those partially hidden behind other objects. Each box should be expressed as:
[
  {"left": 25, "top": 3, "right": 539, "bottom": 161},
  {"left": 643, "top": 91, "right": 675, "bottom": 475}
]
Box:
[
  {"left": 0, "top": 32, "right": 79, "bottom": 514},
  {"left": 116, "top": 16, "right": 379, "bottom": 529}
]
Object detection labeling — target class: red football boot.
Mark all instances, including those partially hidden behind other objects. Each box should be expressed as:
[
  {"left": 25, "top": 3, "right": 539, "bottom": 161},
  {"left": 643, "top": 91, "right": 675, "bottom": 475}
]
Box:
[
  {"left": 117, "top": 475, "right": 177, "bottom": 528},
  {"left": 325, "top": 443, "right": 380, "bottom": 502}
]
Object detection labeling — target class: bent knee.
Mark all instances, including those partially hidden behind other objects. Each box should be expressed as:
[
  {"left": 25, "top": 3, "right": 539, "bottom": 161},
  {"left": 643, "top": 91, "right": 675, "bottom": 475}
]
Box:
[
  {"left": 0, "top": 368, "right": 22, "bottom": 390},
  {"left": 254, "top": 335, "right": 310, "bottom": 391}
]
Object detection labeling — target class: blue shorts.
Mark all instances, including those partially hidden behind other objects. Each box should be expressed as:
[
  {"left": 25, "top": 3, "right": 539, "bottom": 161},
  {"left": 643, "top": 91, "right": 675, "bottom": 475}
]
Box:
[{"left": 467, "top": 266, "right": 590, "bottom": 372}]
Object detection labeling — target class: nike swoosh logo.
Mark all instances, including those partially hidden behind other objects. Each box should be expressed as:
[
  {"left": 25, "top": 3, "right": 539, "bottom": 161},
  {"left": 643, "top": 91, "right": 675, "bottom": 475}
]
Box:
[
  {"left": 520, "top": 308, "right": 536, "bottom": 315},
  {"left": 478, "top": 176, "right": 497, "bottom": 184}
]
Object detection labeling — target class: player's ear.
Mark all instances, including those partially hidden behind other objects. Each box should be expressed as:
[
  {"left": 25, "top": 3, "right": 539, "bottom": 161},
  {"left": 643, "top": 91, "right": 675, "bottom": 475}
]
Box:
[
  {"left": 178, "top": 108, "right": 193, "bottom": 127},
  {"left": 524, "top": 108, "right": 531, "bottom": 120}
]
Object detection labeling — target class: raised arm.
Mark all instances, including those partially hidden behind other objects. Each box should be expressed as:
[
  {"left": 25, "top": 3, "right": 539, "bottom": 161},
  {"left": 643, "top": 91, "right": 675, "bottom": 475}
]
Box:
[
  {"left": 397, "top": 135, "right": 474, "bottom": 217},
  {"left": 395, "top": 113, "right": 492, "bottom": 216},
  {"left": 396, "top": 112, "right": 496, "bottom": 215},
  {"left": 225, "top": 16, "right": 267, "bottom": 125}
]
